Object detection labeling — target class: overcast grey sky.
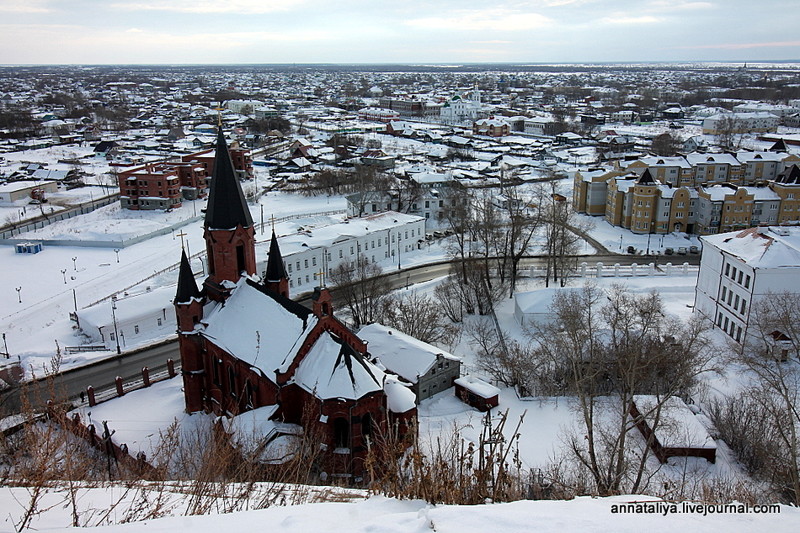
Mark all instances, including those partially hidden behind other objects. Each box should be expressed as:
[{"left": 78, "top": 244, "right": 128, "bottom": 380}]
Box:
[{"left": 2, "top": 0, "right": 799, "bottom": 64}]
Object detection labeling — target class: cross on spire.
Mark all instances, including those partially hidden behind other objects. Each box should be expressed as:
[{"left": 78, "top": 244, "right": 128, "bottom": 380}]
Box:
[
  {"left": 216, "top": 104, "right": 224, "bottom": 127},
  {"left": 176, "top": 230, "right": 188, "bottom": 251},
  {"left": 270, "top": 214, "right": 276, "bottom": 231},
  {"left": 316, "top": 269, "right": 325, "bottom": 288}
]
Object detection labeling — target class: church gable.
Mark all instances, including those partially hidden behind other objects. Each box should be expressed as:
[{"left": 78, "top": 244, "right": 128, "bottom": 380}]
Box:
[{"left": 292, "top": 331, "right": 384, "bottom": 400}]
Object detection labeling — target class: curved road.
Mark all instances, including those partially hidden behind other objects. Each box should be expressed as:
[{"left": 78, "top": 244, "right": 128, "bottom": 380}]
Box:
[{"left": 1, "top": 252, "right": 701, "bottom": 414}]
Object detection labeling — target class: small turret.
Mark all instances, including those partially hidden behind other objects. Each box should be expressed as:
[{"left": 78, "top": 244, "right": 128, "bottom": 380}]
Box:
[{"left": 264, "top": 229, "right": 289, "bottom": 298}]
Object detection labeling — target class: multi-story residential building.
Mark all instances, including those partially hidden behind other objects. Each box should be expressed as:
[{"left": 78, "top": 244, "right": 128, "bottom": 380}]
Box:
[
  {"left": 524, "top": 116, "right": 558, "bottom": 137},
  {"left": 117, "top": 162, "right": 189, "bottom": 210},
  {"left": 604, "top": 172, "right": 638, "bottom": 229},
  {"left": 732, "top": 102, "right": 798, "bottom": 118},
  {"left": 735, "top": 151, "right": 786, "bottom": 182},
  {"left": 572, "top": 168, "right": 627, "bottom": 216},
  {"left": 694, "top": 226, "right": 800, "bottom": 345},
  {"left": 472, "top": 116, "right": 510, "bottom": 137},
  {"left": 746, "top": 186, "right": 782, "bottom": 227},
  {"left": 378, "top": 97, "right": 431, "bottom": 117},
  {"left": 357, "top": 107, "right": 400, "bottom": 123},
  {"left": 685, "top": 153, "right": 743, "bottom": 186},
  {"left": 256, "top": 211, "right": 425, "bottom": 295},
  {"left": 695, "top": 184, "right": 754, "bottom": 235},
  {"left": 117, "top": 144, "right": 253, "bottom": 210},
  {"left": 624, "top": 157, "right": 693, "bottom": 187}
]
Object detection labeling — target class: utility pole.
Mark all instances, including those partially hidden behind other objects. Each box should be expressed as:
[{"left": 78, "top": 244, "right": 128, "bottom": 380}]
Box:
[{"left": 111, "top": 295, "right": 121, "bottom": 355}]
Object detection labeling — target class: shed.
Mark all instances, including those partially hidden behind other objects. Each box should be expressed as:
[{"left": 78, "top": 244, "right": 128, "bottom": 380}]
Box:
[
  {"left": 454, "top": 375, "right": 499, "bottom": 411},
  {"left": 630, "top": 396, "right": 717, "bottom": 464}
]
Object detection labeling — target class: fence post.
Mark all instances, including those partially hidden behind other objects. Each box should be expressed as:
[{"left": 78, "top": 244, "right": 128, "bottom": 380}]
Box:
[
  {"left": 167, "top": 358, "right": 176, "bottom": 378},
  {"left": 115, "top": 376, "right": 124, "bottom": 397},
  {"left": 87, "top": 385, "right": 96, "bottom": 406},
  {"left": 142, "top": 366, "right": 150, "bottom": 387}
]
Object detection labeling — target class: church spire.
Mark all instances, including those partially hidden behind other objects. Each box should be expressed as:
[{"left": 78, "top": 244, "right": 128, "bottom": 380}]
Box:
[
  {"left": 202, "top": 127, "right": 257, "bottom": 301},
  {"left": 265, "top": 229, "right": 287, "bottom": 281},
  {"left": 175, "top": 249, "right": 200, "bottom": 303},
  {"left": 264, "top": 229, "right": 290, "bottom": 297},
  {"left": 204, "top": 128, "right": 253, "bottom": 230}
]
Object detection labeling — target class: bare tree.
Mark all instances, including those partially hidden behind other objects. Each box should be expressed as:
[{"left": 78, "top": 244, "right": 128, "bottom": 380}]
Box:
[
  {"left": 496, "top": 185, "right": 543, "bottom": 297},
  {"left": 530, "top": 284, "right": 713, "bottom": 495},
  {"left": 329, "top": 256, "right": 390, "bottom": 328},
  {"left": 541, "top": 181, "right": 589, "bottom": 288},
  {"left": 729, "top": 291, "right": 800, "bottom": 504},
  {"left": 650, "top": 132, "right": 681, "bottom": 156},
  {"left": 378, "top": 291, "right": 457, "bottom": 346}
]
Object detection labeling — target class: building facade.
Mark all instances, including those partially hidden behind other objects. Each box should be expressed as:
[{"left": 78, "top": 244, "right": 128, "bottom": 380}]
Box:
[{"left": 694, "top": 226, "right": 800, "bottom": 345}]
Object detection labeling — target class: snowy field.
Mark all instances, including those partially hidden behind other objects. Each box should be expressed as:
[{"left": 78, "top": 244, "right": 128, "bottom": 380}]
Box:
[
  {"left": 1, "top": 485, "right": 796, "bottom": 532},
  {"left": 0, "top": 192, "right": 352, "bottom": 375}
]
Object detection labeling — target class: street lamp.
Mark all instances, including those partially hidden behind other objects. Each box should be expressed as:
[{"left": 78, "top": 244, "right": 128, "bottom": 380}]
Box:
[
  {"left": 15, "top": 286, "right": 21, "bottom": 304},
  {"left": 61, "top": 269, "right": 67, "bottom": 284},
  {"left": 72, "top": 256, "right": 78, "bottom": 271},
  {"left": 2, "top": 333, "right": 8, "bottom": 359},
  {"left": 111, "top": 295, "right": 121, "bottom": 355},
  {"left": 114, "top": 249, "right": 120, "bottom": 263}
]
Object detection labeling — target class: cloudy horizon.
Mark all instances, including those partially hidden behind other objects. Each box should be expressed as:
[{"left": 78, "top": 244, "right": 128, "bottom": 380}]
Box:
[{"left": 2, "top": 0, "right": 799, "bottom": 65}]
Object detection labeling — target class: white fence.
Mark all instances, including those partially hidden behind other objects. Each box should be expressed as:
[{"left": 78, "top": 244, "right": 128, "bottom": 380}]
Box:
[{"left": 527, "top": 261, "right": 698, "bottom": 279}]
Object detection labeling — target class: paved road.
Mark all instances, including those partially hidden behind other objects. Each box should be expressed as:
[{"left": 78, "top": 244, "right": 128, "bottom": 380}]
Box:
[
  {"left": 0, "top": 252, "right": 701, "bottom": 415},
  {"left": 1, "top": 339, "right": 179, "bottom": 415}
]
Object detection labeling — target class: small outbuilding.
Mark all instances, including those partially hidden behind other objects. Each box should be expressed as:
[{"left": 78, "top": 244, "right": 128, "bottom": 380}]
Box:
[
  {"left": 454, "top": 375, "right": 500, "bottom": 412},
  {"left": 630, "top": 395, "right": 717, "bottom": 464}
]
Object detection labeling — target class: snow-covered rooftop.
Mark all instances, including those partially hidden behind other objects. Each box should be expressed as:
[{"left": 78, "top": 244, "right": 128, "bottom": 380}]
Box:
[
  {"left": 292, "top": 331, "right": 383, "bottom": 400},
  {"left": 359, "top": 323, "right": 460, "bottom": 383},
  {"left": 702, "top": 226, "right": 800, "bottom": 268},
  {"left": 201, "top": 278, "right": 317, "bottom": 381}
]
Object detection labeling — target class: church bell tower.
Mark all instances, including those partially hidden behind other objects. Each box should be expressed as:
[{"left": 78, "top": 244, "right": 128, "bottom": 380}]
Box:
[{"left": 202, "top": 128, "right": 256, "bottom": 302}]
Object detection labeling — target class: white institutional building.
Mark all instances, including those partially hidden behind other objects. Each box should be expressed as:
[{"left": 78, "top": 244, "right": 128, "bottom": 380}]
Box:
[{"left": 694, "top": 226, "right": 800, "bottom": 344}]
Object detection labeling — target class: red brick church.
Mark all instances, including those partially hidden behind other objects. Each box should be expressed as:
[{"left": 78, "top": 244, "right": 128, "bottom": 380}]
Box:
[{"left": 174, "top": 129, "right": 416, "bottom": 481}]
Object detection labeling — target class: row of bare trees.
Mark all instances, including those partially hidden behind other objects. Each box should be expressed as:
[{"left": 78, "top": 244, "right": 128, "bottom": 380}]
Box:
[{"left": 441, "top": 179, "right": 590, "bottom": 299}]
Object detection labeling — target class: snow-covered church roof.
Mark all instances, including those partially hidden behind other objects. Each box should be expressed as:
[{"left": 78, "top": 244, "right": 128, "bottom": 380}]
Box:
[{"left": 201, "top": 277, "right": 317, "bottom": 381}]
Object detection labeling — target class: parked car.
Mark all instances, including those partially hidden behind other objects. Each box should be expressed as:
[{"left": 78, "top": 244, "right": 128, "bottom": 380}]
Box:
[
  {"left": 627, "top": 245, "right": 636, "bottom": 254},
  {"left": 677, "top": 247, "right": 688, "bottom": 255},
  {"left": 664, "top": 247, "right": 674, "bottom": 255},
  {"left": 689, "top": 245, "right": 699, "bottom": 254}
]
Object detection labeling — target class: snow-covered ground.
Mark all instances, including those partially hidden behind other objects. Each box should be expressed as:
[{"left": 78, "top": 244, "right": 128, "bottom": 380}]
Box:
[
  {"left": 1, "top": 486, "right": 795, "bottom": 532},
  {"left": 0, "top": 191, "right": 352, "bottom": 376}
]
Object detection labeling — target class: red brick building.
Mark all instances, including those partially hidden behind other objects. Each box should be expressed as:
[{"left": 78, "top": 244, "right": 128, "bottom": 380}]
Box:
[
  {"left": 175, "top": 130, "right": 416, "bottom": 481},
  {"left": 117, "top": 143, "right": 253, "bottom": 210}
]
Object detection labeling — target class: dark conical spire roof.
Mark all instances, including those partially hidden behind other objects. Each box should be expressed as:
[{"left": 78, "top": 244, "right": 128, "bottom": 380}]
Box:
[
  {"left": 265, "top": 229, "right": 288, "bottom": 282},
  {"left": 175, "top": 249, "right": 200, "bottom": 303},
  {"left": 637, "top": 168, "right": 656, "bottom": 185},
  {"left": 204, "top": 128, "right": 253, "bottom": 230}
]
